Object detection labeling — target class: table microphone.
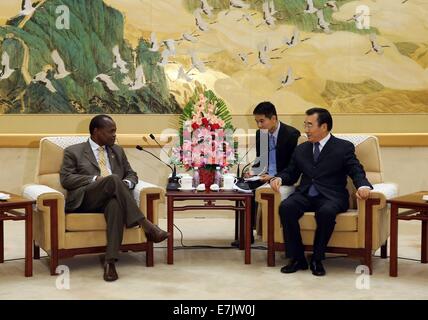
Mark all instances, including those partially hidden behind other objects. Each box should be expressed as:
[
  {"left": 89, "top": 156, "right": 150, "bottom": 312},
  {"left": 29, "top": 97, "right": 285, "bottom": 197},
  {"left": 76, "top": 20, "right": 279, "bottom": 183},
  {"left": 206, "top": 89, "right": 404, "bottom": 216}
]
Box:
[{"left": 135, "top": 145, "right": 180, "bottom": 191}]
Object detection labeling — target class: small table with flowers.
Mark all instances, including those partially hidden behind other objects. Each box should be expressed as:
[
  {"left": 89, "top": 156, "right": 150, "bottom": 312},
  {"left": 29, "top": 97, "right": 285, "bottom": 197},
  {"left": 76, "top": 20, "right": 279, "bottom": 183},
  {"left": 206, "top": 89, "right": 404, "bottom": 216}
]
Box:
[{"left": 166, "top": 189, "right": 253, "bottom": 265}]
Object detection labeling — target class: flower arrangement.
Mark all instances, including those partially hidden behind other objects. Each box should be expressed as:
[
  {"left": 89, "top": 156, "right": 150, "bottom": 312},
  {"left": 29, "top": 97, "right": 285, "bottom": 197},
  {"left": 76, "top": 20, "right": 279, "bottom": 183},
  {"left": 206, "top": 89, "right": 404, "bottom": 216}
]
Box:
[{"left": 171, "top": 89, "right": 237, "bottom": 175}]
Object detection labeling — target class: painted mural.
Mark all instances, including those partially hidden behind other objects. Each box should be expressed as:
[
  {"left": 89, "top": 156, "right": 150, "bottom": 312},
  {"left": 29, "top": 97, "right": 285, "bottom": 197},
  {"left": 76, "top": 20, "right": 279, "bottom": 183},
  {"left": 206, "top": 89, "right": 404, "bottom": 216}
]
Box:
[{"left": 0, "top": 0, "right": 427, "bottom": 114}]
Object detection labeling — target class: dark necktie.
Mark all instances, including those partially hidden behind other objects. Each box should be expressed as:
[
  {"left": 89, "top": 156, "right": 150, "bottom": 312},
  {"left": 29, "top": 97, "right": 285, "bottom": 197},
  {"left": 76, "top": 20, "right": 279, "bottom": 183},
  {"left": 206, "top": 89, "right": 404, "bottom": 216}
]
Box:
[{"left": 308, "top": 142, "right": 320, "bottom": 197}]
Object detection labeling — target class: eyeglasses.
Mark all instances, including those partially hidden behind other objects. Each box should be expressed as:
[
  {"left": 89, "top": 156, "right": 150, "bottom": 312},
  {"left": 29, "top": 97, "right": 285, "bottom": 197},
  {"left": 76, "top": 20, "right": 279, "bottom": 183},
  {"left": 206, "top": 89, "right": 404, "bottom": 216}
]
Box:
[{"left": 303, "top": 122, "right": 314, "bottom": 129}]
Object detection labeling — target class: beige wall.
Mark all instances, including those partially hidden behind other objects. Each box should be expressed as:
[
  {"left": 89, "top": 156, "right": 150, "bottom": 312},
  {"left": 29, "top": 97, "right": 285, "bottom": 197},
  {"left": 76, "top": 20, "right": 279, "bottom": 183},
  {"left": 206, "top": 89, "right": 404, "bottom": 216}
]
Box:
[{"left": 1, "top": 146, "right": 427, "bottom": 218}]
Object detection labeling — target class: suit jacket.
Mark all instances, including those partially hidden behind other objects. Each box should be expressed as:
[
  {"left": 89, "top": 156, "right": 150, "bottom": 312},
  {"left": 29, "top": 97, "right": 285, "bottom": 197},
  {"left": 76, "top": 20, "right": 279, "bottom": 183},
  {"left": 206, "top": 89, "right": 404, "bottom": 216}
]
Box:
[
  {"left": 276, "top": 135, "right": 372, "bottom": 208},
  {"left": 60, "top": 141, "right": 138, "bottom": 212},
  {"left": 253, "top": 122, "right": 300, "bottom": 174}
]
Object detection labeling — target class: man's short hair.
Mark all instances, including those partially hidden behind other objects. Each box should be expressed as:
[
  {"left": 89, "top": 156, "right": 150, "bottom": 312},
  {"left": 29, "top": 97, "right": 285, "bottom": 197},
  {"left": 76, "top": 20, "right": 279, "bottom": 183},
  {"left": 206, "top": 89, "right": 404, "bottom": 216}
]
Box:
[
  {"left": 253, "top": 101, "right": 277, "bottom": 119},
  {"left": 305, "top": 108, "right": 333, "bottom": 131},
  {"left": 89, "top": 115, "right": 113, "bottom": 135}
]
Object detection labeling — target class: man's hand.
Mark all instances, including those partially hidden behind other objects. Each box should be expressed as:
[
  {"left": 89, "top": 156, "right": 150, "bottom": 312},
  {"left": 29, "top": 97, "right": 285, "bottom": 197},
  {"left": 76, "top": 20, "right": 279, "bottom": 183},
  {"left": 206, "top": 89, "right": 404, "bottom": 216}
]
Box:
[
  {"left": 270, "top": 177, "right": 282, "bottom": 192},
  {"left": 243, "top": 171, "right": 251, "bottom": 179},
  {"left": 259, "top": 174, "right": 273, "bottom": 183},
  {"left": 356, "top": 188, "right": 370, "bottom": 200}
]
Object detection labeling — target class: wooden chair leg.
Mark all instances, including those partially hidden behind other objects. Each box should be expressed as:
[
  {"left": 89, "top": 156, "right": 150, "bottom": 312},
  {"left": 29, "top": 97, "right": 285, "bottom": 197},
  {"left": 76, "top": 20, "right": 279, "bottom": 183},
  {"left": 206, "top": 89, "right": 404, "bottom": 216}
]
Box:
[
  {"left": 50, "top": 252, "right": 59, "bottom": 276},
  {"left": 364, "top": 252, "right": 373, "bottom": 275},
  {"left": 146, "top": 243, "right": 154, "bottom": 267},
  {"left": 33, "top": 241, "right": 40, "bottom": 259},
  {"left": 381, "top": 240, "right": 388, "bottom": 259}
]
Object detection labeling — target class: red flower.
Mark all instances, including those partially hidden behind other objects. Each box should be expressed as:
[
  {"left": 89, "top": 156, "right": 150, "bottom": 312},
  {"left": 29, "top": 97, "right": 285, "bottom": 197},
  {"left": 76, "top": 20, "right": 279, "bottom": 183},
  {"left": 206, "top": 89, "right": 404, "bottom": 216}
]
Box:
[
  {"left": 201, "top": 117, "right": 209, "bottom": 127},
  {"left": 191, "top": 122, "right": 200, "bottom": 130},
  {"left": 211, "top": 123, "right": 220, "bottom": 130}
]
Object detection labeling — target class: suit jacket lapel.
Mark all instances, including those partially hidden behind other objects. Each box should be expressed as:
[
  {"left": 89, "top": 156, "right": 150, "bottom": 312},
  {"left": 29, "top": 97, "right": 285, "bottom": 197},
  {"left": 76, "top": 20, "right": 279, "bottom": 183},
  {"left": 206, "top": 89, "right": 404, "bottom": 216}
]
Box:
[
  {"left": 83, "top": 141, "right": 100, "bottom": 170},
  {"left": 275, "top": 122, "right": 285, "bottom": 157},
  {"left": 106, "top": 146, "right": 116, "bottom": 173},
  {"left": 317, "top": 135, "right": 335, "bottom": 163}
]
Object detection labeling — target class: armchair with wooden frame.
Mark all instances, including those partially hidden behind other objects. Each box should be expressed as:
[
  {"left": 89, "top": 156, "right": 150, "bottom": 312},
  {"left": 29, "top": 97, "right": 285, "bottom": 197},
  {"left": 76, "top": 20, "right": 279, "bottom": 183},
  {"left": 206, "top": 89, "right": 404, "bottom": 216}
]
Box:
[
  {"left": 22, "top": 137, "right": 165, "bottom": 275},
  {"left": 255, "top": 135, "right": 398, "bottom": 274}
]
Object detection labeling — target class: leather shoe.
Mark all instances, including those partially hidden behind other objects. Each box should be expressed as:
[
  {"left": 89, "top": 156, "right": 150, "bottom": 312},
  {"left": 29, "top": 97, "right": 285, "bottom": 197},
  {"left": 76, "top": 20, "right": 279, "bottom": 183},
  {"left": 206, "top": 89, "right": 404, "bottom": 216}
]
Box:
[
  {"left": 99, "top": 255, "right": 119, "bottom": 282},
  {"left": 310, "top": 259, "right": 326, "bottom": 276},
  {"left": 103, "top": 262, "right": 119, "bottom": 282},
  {"left": 280, "top": 258, "right": 308, "bottom": 273},
  {"left": 145, "top": 224, "right": 170, "bottom": 243}
]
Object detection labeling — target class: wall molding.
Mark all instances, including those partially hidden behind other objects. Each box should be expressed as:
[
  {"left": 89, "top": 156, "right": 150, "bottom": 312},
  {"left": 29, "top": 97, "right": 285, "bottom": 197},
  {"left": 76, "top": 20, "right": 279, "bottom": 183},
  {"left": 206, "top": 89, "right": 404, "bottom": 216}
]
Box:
[{"left": 0, "top": 133, "right": 427, "bottom": 148}]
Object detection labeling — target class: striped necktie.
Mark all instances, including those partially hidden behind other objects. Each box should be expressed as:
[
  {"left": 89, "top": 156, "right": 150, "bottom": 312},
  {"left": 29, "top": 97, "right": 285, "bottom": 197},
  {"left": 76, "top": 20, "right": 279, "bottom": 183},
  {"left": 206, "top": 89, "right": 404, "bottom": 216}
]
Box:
[{"left": 97, "top": 146, "right": 110, "bottom": 177}]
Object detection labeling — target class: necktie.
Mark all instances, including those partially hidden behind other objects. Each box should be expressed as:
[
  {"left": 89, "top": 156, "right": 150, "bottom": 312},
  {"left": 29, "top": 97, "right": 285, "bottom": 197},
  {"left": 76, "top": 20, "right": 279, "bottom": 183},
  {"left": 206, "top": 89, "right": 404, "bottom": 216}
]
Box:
[
  {"left": 97, "top": 146, "right": 111, "bottom": 177},
  {"left": 308, "top": 142, "right": 320, "bottom": 197},
  {"left": 268, "top": 134, "right": 277, "bottom": 176}
]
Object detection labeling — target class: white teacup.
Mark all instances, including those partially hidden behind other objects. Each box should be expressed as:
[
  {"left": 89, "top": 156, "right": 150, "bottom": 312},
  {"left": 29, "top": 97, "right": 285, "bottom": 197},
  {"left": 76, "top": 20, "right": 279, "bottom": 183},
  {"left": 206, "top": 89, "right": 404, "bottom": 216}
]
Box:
[
  {"left": 196, "top": 183, "right": 206, "bottom": 192},
  {"left": 210, "top": 184, "right": 220, "bottom": 192},
  {"left": 223, "top": 174, "right": 237, "bottom": 190},
  {"left": 179, "top": 176, "right": 193, "bottom": 190}
]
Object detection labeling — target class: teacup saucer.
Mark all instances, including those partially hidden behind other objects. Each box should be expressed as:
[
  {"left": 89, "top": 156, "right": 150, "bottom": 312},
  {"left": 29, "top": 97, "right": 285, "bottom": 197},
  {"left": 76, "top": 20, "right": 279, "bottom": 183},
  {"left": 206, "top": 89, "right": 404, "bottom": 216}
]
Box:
[{"left": 178, "top": 187, "right": 195, "bottom": 191}]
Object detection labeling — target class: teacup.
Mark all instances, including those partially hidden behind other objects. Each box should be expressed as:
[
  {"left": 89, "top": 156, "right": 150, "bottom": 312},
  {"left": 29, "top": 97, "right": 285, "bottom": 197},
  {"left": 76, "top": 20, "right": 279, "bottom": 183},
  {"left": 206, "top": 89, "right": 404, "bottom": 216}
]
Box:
[
  {"left": 223, "top": 174, "right": 237, "bottom": 190},
  {"left": 179, "top": 176, "right": 193, "bottom": 190},
  {"left": 210, "top": 184, "right": 220, "bottom": 192},
  {"left": 196, "top": 183, "right": 206, "bottom": 192}
]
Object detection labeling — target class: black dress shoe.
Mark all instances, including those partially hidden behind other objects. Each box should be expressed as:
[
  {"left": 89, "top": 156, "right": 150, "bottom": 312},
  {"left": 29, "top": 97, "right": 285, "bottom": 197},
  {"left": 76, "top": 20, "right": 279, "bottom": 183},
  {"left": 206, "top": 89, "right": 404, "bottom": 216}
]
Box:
[
  {"left": 280, "top": 258, "right": 308, "bottom": 274},
  {"left": 145, "top": 224, "right": 170, "bottom": 243},
  {"left": 103, "top": 262, "right": 119, "bottom": 282},
  {"left": 310, "top": 259, "right": 326, "bottom": 276}
]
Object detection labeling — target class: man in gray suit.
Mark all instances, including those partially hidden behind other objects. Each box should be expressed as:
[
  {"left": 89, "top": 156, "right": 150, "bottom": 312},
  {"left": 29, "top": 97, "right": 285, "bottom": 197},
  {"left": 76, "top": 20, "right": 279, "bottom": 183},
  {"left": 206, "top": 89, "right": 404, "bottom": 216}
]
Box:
[{"left": 60, "top": 115, "right": 169, "bottom": 282}]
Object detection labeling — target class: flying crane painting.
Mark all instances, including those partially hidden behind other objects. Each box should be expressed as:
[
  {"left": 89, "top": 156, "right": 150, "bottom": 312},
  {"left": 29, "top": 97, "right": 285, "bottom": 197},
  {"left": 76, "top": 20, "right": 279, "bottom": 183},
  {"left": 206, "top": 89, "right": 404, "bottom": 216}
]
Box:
[{"left": 0, "top": 0, "right": 427, "bottom": 114}]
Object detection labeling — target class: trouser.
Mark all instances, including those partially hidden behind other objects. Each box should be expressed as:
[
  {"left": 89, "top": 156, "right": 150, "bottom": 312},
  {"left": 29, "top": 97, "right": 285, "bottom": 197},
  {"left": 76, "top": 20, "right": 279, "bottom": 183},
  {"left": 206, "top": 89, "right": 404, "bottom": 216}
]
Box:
[
  {"left": 73, "top": 175, "right": 144, "bottom": 262},
  {"left": 278, "top": 191, "right": 348, "bottom": 261}
]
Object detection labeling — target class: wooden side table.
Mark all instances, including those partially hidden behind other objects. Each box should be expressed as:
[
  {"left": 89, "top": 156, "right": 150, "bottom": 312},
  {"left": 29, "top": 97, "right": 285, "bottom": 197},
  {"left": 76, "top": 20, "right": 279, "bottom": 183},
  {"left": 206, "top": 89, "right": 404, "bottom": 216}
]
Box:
[
  {"left": 387, "top": 191, "right": 428, "bottom": 277},
  {"left": 0, "top": 191, "right": 35, "bottom": 277},
  {"left": 166, "top": 190, "right": 253, "bottom": 265}
]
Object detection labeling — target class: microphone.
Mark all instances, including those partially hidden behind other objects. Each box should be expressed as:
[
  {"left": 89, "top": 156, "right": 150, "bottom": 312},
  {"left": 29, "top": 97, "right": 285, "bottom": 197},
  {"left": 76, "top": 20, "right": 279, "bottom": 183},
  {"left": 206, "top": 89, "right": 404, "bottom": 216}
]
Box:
[
  {"left": 235, "top": 143, "right": 256, "bottom": 191},
  {"left": 135, "top": 145, "right": 180, "bottom": 191},
  {"left": 148, "top": 134, "right": 179, "bottom": 187}
]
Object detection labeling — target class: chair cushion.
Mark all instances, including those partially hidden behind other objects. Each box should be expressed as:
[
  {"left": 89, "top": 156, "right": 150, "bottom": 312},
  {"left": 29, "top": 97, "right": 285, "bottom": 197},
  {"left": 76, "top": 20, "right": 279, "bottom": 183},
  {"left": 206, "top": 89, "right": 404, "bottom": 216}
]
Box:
[
  {"left": 66, "top": 213, "right": 107, "bottom": 231},
  {"left": 299, "top": 210, "right": 358, "bottom": 232}
]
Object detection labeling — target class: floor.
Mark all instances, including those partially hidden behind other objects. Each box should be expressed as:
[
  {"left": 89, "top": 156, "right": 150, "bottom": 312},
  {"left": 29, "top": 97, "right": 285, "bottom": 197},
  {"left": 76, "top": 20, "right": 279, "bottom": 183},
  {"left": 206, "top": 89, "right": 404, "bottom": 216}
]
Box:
[{"left": 1, "top": 218, "right": 428, "bottom": 300}]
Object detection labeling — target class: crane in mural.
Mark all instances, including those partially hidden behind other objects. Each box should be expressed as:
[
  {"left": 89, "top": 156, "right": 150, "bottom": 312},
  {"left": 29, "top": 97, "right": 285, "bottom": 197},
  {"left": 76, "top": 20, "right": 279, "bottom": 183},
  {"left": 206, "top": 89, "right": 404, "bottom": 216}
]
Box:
[
  {"left": 365, "top": 33, "right": 390, "bottom": 55},
  {"left": 19, "top": 0, "right": 36, "bottom": 16},
  {"left": 194, "top": 8, "right": 211, "bottom": 32},
  {"left": 277, "top": 67, "right": 302, "bottom": 90},
  {"left": 0, "top": 52, "right": 15, "bottom": 80},
  {"left": 315, "top": 9, "right": 332, "bottom": 34},
  {"left": 93, "top": 74, "right": 120, "bottom": 93},
  {"left": 324, "top": 1, "right": 339, "bottom": 12},
  {"left": 176, "top": 31, "right": 199, "bottom": 44},
  {"left": 123, "top": 65, "right": 147, "bottom": 91},
  {"left": 51, "top": 50, "right": 71, "bottom": 80},
  {"left": 112, "top": 45, "right": 129, "bottom": 74},
  {"left": 176, "top": 66, "right": 193, "bottom": 82},
  {"left": 32, "top": 65, "right": 57, "bottom": 93}
]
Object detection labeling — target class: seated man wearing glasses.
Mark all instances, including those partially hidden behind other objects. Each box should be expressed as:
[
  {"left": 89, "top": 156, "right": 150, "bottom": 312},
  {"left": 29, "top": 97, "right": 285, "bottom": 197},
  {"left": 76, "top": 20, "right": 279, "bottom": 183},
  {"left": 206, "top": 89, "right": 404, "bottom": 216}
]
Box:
[{"left": 270, "top": 108, "right": 372, "bottom": 276}]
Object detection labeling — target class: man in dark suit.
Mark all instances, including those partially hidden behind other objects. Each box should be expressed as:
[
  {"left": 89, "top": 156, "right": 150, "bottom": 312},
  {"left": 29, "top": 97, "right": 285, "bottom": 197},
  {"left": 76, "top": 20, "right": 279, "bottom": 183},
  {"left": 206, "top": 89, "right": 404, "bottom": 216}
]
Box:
[
  {"left": 60, "top": 115, "right": 169, "bottom": 282},
  {"left": 232, "top": 101, "right": 300, "bottom": 247},
  {"left": 270, "top": 108, "right": 371, "bottom": 276}
]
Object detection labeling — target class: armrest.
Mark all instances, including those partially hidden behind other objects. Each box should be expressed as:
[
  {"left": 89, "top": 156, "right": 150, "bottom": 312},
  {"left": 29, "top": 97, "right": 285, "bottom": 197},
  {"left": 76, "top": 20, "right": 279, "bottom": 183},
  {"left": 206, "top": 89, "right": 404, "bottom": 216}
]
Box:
[
  {"left": 133, "top": 180, "right": 165, "bottom": 224},
  {"left": 22, "top": 184, "right": 66, "bottom": 251},
  {"left": 372, "top": 183, "right": 399, "bottom": 200},
  {"left": 255, "top": 184, "right": 295, "bottom": 202}
]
